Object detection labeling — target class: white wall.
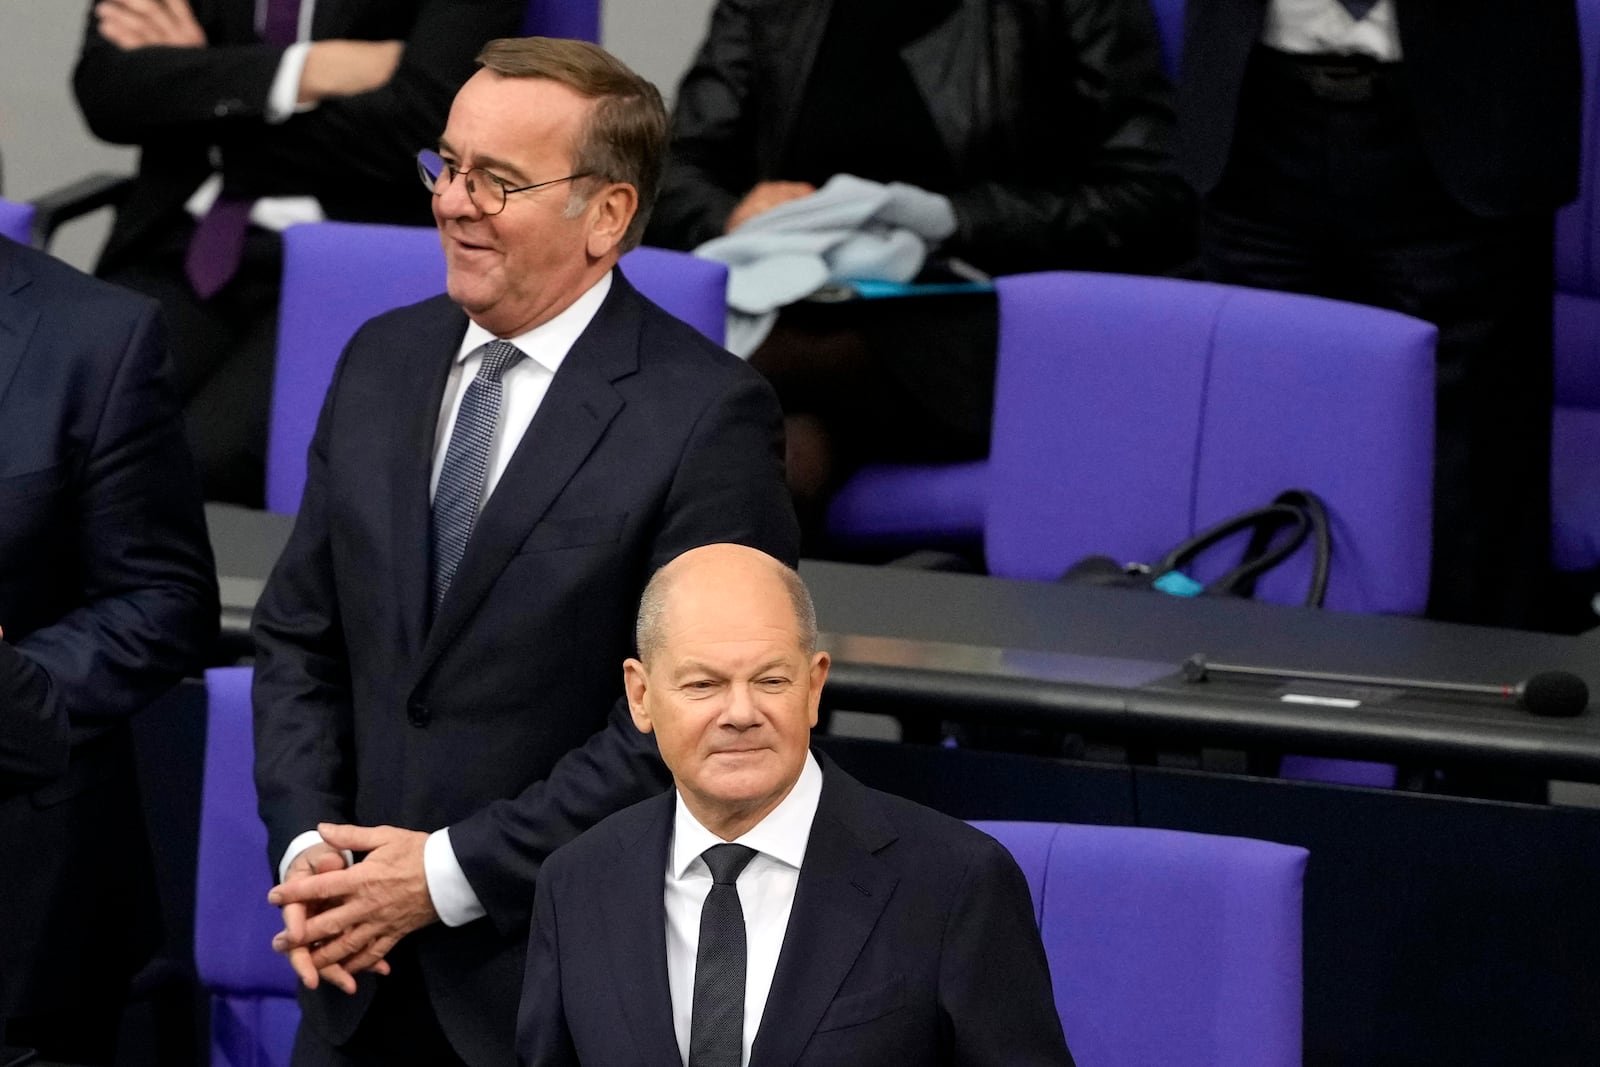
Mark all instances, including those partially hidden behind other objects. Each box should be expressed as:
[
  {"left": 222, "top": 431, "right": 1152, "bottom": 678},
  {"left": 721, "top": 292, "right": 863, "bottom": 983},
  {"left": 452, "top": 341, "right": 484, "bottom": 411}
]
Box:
[{"left": 0, "top": 0, "right": 714, "bottom": 271}]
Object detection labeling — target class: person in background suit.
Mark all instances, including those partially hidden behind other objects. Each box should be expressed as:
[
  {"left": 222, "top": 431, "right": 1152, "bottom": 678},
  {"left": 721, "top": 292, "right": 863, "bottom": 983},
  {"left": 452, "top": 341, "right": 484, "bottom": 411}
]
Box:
[
  {"left": 255, "top": 37, "right": 799, "bottom": 1067},
  {"left": 0, "top": 236, "right": 218, "bottom": 1064},
  {"left": 73, "top": 0, "right": 525, "bottom": 506},
  {"left": 1179, "top": 0, "right": 1582, "bottom": 628},
  {"left": 518, "top": 543, "right": 1075, "bottom": 1067},
  {"left": 647, "top": 0, "right": 1193, "bottom": 545}
]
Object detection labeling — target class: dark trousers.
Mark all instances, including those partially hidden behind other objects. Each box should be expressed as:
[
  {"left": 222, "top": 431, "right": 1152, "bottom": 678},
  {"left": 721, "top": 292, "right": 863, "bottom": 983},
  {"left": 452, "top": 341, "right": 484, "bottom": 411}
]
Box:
[
  {"left": 289, "top": 944, "right": 468, "bottom": 1067},
  {"left": 1201, "top": 48, "right": 1555, "bottom": 628},
  {"left": 101, "top": 221, "right": 283, "bottom": 509}
]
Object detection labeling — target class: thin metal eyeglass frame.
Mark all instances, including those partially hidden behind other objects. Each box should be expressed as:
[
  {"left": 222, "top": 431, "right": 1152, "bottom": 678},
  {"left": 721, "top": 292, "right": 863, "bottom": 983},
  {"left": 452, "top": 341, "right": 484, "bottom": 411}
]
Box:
[{"left": 417, "top": 149, "right": 590, "bottom": 215}]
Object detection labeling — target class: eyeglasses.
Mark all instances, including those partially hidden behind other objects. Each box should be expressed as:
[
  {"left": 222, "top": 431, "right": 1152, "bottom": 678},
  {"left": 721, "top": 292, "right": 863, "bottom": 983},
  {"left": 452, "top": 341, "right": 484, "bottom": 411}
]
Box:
[{"left": 417, "top": 149, "right": 590, "bottom": 216}]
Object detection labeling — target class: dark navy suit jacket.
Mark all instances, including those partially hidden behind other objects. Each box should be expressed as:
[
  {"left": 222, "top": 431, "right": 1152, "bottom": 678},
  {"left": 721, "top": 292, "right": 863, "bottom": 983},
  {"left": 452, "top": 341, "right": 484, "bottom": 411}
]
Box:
[
  {"left": 252, "top": 271, "right": 799, "bottom": 1066},
  {"left": 518, "top": 755, "right": 1075, "bottom": 1067},
  {"left": 0, "top": 236, "right": 217, "bottom": 1016}
]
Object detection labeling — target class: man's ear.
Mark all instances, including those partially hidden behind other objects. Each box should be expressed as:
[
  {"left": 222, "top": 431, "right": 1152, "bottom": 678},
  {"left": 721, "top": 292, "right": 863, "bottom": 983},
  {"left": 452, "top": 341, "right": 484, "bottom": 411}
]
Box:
[
  {"left": 806, "top": 651, "right": 830, "bottom": 729},
  {"left": 585, "top": 182, "right": 638, "bottom": 258},
  {"left": 623, "top": 658, "right": 653, "bottom": 734}
]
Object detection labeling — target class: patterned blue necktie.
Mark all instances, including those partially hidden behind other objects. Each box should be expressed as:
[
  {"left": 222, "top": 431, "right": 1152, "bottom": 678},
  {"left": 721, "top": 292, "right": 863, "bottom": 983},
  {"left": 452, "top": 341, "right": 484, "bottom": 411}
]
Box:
[
  {"left": 1338, "top": 0, "right": 1379, "bottom": 21},
  {"left": 689, "top": 844, "right": 757, "bottom": 1067},
  {"left": 430, "top": 341, "right": 526, "bottom": 610}
]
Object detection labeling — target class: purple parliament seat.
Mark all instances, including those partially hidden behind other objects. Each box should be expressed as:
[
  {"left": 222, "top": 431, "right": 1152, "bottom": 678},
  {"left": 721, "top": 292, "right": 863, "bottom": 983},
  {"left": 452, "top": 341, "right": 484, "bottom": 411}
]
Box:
[
  {"left": 985, "top": 272, "right": 1436, "bottom": 615},
  {"left": 198, "top": 667, "right": 300, "bottom": 1067},
  {"left": 973, "top": 820, "right": 1307, "bottom": 1067},
  {"left": 832, "top": 271, "right": 1436, "bottom": 615},
  {"left": 0, "top": 197, "right": 36, "bottom": 245},
  {"left": 268, "top": 221, "right": 728, "bottom": 514},
  {"left": 1552, "top": 0, "right": 1600, "bottom": 577}
]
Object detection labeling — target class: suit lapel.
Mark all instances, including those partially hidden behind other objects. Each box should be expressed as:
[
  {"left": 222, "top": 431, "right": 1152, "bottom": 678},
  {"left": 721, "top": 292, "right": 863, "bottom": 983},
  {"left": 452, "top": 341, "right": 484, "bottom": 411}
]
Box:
[
  {"left": 0, "top": 246, "right": 40, "bottom": 416},
  {"left": 418, "top": 275, "right": 642, "bottom": 672},
  {"left": 598, "top": 795, "right": 682, "bottom": 1067},
  {"left": 750, "top": 761, "right": 900, "bottom": 1067},
  {"left": 390, "top": 297, "right": 466, "bottom": 661}
]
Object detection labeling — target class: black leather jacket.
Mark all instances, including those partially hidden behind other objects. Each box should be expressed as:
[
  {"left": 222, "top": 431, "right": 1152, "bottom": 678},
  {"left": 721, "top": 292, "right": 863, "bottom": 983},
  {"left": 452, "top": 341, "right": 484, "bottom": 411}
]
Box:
[{"left": 648, "top": 0, "right": 1194, "bottom": 274}]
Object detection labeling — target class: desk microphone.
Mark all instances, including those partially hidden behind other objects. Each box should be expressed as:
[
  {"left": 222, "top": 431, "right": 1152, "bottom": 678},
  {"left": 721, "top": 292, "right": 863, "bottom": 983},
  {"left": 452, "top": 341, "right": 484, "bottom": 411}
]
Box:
[{"left": 1182, "top": 654, "right": 1590, "bottom": 718}]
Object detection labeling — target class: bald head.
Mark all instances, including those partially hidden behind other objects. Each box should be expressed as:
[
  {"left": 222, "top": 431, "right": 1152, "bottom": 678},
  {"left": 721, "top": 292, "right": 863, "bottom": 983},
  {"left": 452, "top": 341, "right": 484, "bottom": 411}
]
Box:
[
  {"left": 624, "top": 544, "right": 827, "bottom": 839},
  {"left": 635, "top": 544, "right": 816, "bottom": 665}
]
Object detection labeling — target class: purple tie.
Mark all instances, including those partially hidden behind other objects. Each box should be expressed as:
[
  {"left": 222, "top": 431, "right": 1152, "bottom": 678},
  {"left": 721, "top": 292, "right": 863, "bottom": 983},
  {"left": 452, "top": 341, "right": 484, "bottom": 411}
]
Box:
[
  {"left": 184, "top": 0, "right": 304, "bottom": 298},
  {"left": 1338, "top": 0, "right": 1379, "bottom": 21}
]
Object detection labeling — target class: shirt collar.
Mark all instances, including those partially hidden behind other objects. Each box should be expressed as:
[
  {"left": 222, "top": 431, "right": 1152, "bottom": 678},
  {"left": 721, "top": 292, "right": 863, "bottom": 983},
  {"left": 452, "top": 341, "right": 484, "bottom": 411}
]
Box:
[
  {"left": 671, "top": 751, "right": 824, "bottom": 879},
  {"left": 454, "top": 270, "right": 613, "bottom": 374}
]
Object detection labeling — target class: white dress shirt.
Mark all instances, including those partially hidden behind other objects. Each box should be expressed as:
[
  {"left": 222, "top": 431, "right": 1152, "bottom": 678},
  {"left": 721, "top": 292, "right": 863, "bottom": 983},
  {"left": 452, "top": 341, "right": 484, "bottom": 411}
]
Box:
[
  {"left": 1263, "top": 0, "right": 1403, "bottom": 61},
  {"left": 428, "top": 272, "right": 612, "bottom": 504},
  {"left": 665, "top": 753, "right": 824, "bottom": 1067},
  {"left": 278, "top": 271, "right": 614, "bottom": 928},
  {"left": 186, "top": 0, "right": 324, "bottom": 229}
]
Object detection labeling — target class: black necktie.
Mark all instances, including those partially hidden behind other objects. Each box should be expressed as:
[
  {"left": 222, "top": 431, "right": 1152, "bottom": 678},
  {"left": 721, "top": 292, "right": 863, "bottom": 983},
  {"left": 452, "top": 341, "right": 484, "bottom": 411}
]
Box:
[
  {"left": 1337, "top": 0, "right": 1379, "bottom": 21},
  {"left": 689, "top": 844, "right": 758, "bottom": 1067}
]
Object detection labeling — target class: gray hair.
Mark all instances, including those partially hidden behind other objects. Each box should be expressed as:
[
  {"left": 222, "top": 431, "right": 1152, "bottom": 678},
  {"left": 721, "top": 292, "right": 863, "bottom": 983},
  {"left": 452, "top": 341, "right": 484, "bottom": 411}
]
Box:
[{"left": 635, "top": 558, "right": 817, "bottom": 664}]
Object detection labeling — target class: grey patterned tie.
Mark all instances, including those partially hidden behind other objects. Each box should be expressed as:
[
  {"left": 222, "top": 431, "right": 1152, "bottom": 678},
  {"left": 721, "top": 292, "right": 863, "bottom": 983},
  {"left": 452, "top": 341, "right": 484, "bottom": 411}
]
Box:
[
  {"left": 429, "top": 341, "right": 525, "bottom": 610},
  {"left": 1337, "top": 0, "right": 1379, "bottom": 21},
  {"left": 689, "top": 844, "right": 758, "bottom": 1067}
]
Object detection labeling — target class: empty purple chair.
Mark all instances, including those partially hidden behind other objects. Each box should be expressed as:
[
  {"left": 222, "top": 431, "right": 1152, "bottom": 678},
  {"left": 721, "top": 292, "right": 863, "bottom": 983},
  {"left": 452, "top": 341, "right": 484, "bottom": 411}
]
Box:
[
  {"left": 0, "top": 198, "right": 35, "bottom": 245},
  {"left": 973, "top": 820, "right": 1307, "bottom": 1067},
  {"left": 268, "top": 221, "right": 728, "bottom": 514},
  {"left": 199, "top": 667, "right": 301, "bottom": 1067},
  {"left": 1552, "top": 0, "right": 1600, "bottom": 577},
  {"left": 985, "top": 272, "right": 1436, "bottom": 616}
]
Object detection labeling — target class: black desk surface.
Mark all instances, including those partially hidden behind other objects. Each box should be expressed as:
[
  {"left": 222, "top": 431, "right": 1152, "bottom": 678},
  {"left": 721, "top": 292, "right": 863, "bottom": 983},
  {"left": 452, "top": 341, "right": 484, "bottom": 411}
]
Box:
[{"left": 207, "top": 504, "right": 1600, "bottom": 780}]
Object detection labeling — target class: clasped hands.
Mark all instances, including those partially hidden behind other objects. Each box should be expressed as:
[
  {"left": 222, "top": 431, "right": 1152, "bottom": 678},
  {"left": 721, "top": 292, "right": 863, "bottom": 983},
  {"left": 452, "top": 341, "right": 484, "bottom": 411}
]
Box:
[{"left": 268, "top": 823, "right": 438, "bottom": 994}]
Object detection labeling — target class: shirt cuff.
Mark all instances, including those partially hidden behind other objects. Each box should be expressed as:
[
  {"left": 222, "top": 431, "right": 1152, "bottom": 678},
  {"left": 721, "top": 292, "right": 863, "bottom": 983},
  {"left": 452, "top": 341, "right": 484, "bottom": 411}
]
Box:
[
  {"left": 278, "top": 829, "right": 355, "bottom": 883},
  {"left": 424, "top": 828, "right": 488, "bottom": 927},
  {"left": 266, "top": 41, "right": 316, "bottom": 123}
]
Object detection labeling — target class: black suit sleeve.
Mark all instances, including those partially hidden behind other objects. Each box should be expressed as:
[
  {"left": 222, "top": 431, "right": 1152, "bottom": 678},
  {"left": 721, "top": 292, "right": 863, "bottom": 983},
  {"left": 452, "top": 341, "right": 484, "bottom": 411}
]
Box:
[
  {"left": 3, "top": 300, "right": 217, "bottom": 785},
  {"left": 517, "top": 862, "right": 582, "bottom": 1067},
  {"left": 251, "top": 353, "right": 358, "bottom": 874},
  {"left": 941, "top": 837, "right": 1077, "bottom": 1066},
  {"left": 447, "top": 367, "right": 799, "bottom": 933},
  {"left": 647, "top": 0, "right": 762, "bottom": 250},
  {"left": 72, "top": 0, "right": 524, "bottom": 200},
  {"left": 0, "top": 643, "right": 68, "bottom": 788}
]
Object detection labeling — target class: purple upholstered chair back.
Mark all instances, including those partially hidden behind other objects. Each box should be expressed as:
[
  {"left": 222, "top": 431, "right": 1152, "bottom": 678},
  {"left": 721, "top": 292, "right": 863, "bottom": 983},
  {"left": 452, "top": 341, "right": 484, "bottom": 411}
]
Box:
[
  {"left": 0, "top": 198, "right": 35, "bottom": 245},
  {"left": 522, "top": 0, "right": 600, "bottom": 40},
  {"left": 972, "top": 820, "right": 1307, "bottom": 1067},
  {"left": 199, "top": 667, "right": 301, "bottom": 1067},
  {"left": 1146, "top": 0, "right": 1185, "bottom": 78},
  {"left": 268, "top": 221, "right": 728, "bottom": 514},
  {"left": 1551, "top": 0, "right": 1600, "bottom": 573},
  {"left": 986, "top": 272, "right": 1437, "bottom": 615}
]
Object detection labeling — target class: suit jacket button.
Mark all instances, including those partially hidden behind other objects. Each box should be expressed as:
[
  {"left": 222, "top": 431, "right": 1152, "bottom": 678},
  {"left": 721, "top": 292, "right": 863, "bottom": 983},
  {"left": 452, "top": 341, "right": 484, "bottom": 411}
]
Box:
[{"left": 408, "top": 702, "right": 431, "bottom": 728}]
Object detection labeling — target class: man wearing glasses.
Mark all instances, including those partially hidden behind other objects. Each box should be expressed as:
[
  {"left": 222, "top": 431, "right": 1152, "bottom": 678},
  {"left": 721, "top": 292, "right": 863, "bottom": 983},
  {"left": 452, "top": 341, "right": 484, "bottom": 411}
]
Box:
[
  {"left": 253, "top": 37, "right": 798, "bottom": 1067},
  {"left": 75, "top": 0, "right": 524, "bottom": 507}
]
